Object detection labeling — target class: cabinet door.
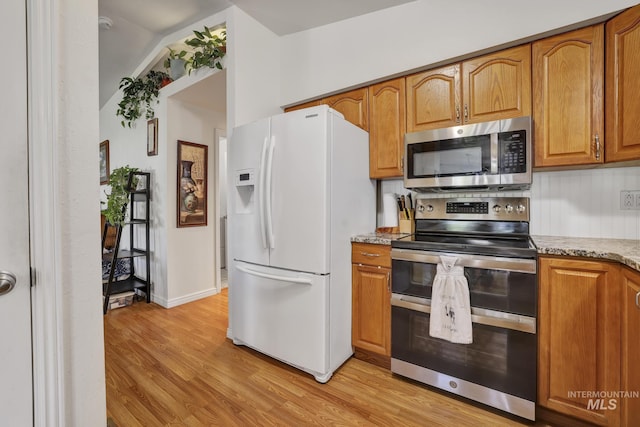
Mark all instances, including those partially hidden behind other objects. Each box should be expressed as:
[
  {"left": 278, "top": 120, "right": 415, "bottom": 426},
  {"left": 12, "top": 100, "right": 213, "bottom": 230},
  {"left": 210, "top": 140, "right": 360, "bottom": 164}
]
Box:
[
  {"left": 533, "top": 25, "right": 604, "bottom": 167},
  {"left": 538, "top": 257, "right": 620, "bottom": 426},
  {"left": 606, "top": 4, "right": 640, "bottom": 162},
  {"left": 284, "top": 99, "right": 321, "bottom": 113},
  {"left": 621, "top": 267, "right": 640, "bottom": 427},
  {"left": 462, "top": 44, "right": 532, "bottom": 123},
  {"left": 324, "top": 87, "right": 369, "bottom": 131},
  {"left": 406, "top": 64, "right": 461, "bottom": 132},
  {"left": 352, "top": 263, "right": 391, "bottom": 356},
  {"left": 369, "top": 78, "right": 405, "bottom": 179}
]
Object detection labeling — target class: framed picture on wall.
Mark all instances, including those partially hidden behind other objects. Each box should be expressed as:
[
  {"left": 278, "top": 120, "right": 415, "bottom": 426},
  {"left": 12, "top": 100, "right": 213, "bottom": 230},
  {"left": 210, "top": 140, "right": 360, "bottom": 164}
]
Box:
[
  {"left": 147, "top": 118, "right": 158, "bottom": 156},
  {"left": 99, "top": 140, "right": 110, "bottom": 184},
  {"left": 177, "top": 140, "right": 208, "bottom": 228}
]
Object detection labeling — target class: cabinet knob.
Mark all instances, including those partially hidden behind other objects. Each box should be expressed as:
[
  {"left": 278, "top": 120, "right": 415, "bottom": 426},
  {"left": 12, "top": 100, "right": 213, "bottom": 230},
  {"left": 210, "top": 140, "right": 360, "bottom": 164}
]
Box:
[
  {"left": 635, "top": 291, "right": 640, "bottom": 309},
  {"left": 595, "top": 134, "right": 601, "bottom": 161}
]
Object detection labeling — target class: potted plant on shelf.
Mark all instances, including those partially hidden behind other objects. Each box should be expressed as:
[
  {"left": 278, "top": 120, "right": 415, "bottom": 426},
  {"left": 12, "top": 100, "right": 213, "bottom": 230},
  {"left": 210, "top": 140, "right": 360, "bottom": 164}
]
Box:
[
  {"left": 116, "top": 70, "right": 168, "bottom": 128},
  {"left": 102, "top": 165, "right": 139, "bottom": 227},
  {"left": 164, "top": 49, "right": 188, "bottom": 80},
  {"left": 184, "top": 27, "right": 226, "bottom": 73}
]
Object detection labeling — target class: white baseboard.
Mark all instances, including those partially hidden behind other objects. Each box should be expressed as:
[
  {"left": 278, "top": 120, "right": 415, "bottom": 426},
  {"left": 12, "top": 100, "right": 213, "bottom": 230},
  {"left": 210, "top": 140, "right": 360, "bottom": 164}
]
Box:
[{"left": 151, "top": 287, "right": 218, "bottom": 308}]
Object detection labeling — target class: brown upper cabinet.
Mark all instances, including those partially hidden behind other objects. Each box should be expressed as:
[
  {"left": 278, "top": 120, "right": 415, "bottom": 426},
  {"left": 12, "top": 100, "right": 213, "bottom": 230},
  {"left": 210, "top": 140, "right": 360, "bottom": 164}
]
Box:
[
  {"left": 462, "top": 44, "right": 532, "bottom": 124},
  {"left": 533, "top": 25, "right": 604, "bottom": 167},
  {"left": 286, "top": 87, "right": 369, "bottom": 130},
  {"left": 406, "top": 44, "right": 531, "bottom": 132},
  {"left": 368, "top": 78, "right": 405, "bottom": 178},
  {"left": 323, "top": 87, "right": 369, "bottom": 131},
  {"left": 606, "top": 4, "right": 640, "bottom": 162},
  {"left": 284, "top": 99, "right": 320, "bottom": 112},
  {"left": 406, "top": 64, "right": 460, "bottom": 132}
]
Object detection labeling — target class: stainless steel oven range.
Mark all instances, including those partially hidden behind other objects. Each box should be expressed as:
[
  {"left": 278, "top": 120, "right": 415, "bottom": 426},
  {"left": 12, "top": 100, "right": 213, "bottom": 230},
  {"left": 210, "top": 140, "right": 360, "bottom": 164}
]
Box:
[{"left": 391, "top": 197, "right": 537, "bottom": 421}]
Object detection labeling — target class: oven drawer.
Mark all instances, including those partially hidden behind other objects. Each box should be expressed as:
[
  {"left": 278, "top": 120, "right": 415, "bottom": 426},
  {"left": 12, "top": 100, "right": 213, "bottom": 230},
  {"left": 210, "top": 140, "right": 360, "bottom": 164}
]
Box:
[
  {"left": 391, "top": 303, "right": 537, "bottom": 403},
  {"left": 352, "top": 243, "right": 391, "bottom": 268}
]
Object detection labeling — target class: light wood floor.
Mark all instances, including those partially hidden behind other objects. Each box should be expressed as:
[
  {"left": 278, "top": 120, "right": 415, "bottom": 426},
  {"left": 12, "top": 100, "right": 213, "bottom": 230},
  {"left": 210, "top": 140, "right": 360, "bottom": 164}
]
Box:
[{"left": 104, "top": 289, "right": 549, "bottom": 426}]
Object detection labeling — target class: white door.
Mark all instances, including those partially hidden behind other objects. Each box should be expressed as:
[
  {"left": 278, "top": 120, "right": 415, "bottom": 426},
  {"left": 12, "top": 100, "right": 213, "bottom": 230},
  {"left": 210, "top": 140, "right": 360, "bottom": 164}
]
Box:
[
  {"left": 228, "top": 118, "right": 270, "bottom": 266},
  {"left": 231, "top": 261, "right": 328, "bottom": 378},
  {"left": 0, "top": 0, "right": 33, "bottom": 425},
  {"left": 268, "top": 107, "right": 330, "bottom": 274}
]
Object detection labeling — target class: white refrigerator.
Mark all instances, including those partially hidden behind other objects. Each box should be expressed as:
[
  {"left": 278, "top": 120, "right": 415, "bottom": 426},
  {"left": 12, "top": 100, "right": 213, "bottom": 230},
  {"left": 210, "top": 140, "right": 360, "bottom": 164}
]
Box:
[{"left": 228, "top": 105, "right": 375, "bottom": 382}]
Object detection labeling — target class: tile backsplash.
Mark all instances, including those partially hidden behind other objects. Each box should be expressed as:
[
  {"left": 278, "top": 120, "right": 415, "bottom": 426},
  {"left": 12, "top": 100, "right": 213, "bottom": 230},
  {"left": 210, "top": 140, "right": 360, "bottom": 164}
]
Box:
[{"left": 378, "top": 165, "right": 640, "bottom": 240}]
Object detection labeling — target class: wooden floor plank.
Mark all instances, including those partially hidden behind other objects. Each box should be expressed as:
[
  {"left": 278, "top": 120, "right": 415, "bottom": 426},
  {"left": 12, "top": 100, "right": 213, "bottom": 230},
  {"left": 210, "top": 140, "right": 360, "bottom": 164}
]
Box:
[{"left": 105, "top": 289, "right": 551, "bottom": 426}]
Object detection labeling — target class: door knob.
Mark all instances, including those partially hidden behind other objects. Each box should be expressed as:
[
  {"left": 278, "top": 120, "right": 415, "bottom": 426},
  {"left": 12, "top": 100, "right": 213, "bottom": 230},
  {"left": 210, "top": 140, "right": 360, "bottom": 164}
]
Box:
[{"left": 0, "top": 271, "right": 17, "bottom": 296}]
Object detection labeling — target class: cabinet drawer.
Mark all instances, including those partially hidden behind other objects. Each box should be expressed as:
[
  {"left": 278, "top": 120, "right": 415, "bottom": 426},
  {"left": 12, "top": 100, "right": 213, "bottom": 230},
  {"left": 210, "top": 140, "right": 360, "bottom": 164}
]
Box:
[{"left": 351, "top": 243, "right": 391, "bottom": 268}]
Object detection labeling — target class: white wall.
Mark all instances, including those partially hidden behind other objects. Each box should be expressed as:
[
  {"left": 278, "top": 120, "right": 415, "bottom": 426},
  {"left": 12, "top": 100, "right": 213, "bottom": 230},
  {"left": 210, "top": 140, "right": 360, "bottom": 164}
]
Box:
[
  {"left": 164, "top": 98, "right": 225, "bottom": 306},
  {"left": 530, "top": 167, "right": 640, "bottom": 239},
  {"left": 279, "top": 0, "right": 638, "bottom": 106},
  {"left": 226, "top": 6, "right": 282, "bottom": 127},
  {"left": 56, "top": 0, "right": 106, "bottom": 424}
]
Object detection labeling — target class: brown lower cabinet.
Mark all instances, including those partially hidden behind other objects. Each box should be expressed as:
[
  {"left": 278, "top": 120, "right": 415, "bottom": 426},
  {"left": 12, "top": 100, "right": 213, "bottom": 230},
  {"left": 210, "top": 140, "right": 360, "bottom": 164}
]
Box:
[
  {"left": 538, "top": 256, "right": 640, "bottom": 426},
  {"left": 351, "top": 242, "right": 391, "bottom": 368},
  {"left": 620, "top": 266, "right": 640, "bottom": 427}
]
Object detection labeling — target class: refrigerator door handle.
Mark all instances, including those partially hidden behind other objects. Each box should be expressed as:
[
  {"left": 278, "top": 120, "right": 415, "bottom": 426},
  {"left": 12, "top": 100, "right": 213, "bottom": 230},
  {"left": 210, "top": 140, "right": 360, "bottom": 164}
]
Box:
[
  {"left": 265, "top": 135, "right": 276, "bottom": 249},
  {"left": 236, "top": 264, "right": 313, "bottom": 285},
  {"left": 258, "top": 136, "right": 269, "bottom": 249}
]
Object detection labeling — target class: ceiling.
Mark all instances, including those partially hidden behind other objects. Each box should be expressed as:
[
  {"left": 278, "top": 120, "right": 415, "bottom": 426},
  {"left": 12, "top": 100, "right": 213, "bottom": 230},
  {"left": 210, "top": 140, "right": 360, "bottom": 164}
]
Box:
[{"left": 99, "top": 0, "right": 416, "bottom": 107}]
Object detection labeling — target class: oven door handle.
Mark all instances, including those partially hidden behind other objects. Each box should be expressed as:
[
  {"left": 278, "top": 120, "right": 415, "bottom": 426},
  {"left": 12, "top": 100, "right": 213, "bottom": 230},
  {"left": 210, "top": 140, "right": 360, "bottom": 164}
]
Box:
[
  {"left": 391, "top": 294, "right": 536, "bottom": 334},
  {"left": 391, "top": 248, "right": 536, "bottom": 274}
]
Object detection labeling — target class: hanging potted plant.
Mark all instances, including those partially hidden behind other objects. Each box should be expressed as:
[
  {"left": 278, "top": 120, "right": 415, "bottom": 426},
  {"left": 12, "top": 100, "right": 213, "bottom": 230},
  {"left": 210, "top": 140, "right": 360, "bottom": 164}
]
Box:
[
  {"left": 116, "top": 70, "right": 168, "bottom": 128},
  {"left": 184, "top": 27, "right": 227, "bottom": 73},
  {"left": 164, "top": 49, "right": 188, "bottom": 80},
  {"left": 102, "top": 165, "right": 139, "bottom": 226}
]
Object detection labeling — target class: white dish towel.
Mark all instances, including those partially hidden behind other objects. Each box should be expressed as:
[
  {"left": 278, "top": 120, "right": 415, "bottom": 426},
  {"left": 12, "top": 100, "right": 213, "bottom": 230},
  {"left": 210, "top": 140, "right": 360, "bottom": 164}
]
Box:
[{"left": 429, "top": 255, "right": 473, "bottom": 344}]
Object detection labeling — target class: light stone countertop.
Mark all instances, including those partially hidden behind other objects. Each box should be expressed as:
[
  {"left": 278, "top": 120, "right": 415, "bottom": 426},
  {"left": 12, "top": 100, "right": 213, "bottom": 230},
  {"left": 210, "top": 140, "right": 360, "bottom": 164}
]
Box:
[
  {"left": 532, "top": 235, "right": 640, "bottom": 272},
  {"left": 351, "top": 232, "right": 411, "bottom": 246}
]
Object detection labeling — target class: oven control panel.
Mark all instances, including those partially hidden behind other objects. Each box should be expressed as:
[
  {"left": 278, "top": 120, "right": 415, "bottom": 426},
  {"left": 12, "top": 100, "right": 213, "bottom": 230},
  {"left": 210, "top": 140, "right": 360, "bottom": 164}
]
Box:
[
  {"left": 415, "top": 197, "right": 529, "bottom": 221},
  {"left": 446, "top": 201, "right": 489, "bottom": 214}
]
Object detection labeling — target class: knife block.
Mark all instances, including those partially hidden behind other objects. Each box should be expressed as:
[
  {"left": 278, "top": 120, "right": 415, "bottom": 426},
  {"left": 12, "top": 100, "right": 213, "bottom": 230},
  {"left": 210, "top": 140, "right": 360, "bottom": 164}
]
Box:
[{"left": 398, "top": 218, "right": 415, "bottom": 234}]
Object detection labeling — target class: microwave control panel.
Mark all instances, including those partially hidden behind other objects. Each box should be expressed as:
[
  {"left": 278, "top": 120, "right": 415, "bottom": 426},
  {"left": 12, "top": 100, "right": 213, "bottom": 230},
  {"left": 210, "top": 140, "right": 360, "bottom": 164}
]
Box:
[{"left": 499, "top": 130, "right": 527, "bottom": 174}]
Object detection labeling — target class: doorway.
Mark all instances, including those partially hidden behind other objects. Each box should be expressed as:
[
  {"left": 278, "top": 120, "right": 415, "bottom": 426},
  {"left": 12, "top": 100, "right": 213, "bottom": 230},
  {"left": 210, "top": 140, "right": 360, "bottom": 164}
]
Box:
[{"left": 215, "top": 129, "right": 229, "bottom": 291}]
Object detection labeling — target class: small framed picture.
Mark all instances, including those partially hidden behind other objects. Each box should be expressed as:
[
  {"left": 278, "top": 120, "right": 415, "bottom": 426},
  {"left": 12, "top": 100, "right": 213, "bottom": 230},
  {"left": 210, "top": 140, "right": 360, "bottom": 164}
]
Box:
[
  {"left": 99, "top": 140, "right": 110, "bottom": 184},
  {"left": 177, "top": 140, "right": 208, "bottom": 228},
  {"left": 147, "top": 118, "right": 158, "bottom": 156}
]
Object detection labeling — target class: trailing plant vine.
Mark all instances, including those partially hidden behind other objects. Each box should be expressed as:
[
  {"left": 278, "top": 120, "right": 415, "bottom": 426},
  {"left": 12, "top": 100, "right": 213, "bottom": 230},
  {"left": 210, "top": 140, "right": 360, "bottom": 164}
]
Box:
[
  {"left": 102, "top": 165, "right": 139, "bottom": 226},
  {"left": 116, "top": 70, "right": 168, "bottom": 128}
]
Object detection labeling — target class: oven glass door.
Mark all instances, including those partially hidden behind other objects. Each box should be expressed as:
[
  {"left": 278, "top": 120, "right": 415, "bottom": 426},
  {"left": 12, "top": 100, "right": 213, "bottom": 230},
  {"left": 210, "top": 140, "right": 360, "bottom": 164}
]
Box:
[
  {"left": 391, "top": 305, "right": 536, "bottom": 401},
  {"left": 392, "top": 255, "right": 536, "bottom": 316},
  {"left": 406, "top": 134, "right": 494, "bottom": 179}
]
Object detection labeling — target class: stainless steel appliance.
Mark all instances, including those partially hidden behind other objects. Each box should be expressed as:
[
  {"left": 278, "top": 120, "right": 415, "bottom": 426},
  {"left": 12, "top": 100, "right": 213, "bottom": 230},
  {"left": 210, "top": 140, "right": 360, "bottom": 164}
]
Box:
[
  {"left": 404, "top": 117, "right": 532, "bottom": 192},
  {"left": 390, "top": 197, "right": 537, "bottom": 421}
]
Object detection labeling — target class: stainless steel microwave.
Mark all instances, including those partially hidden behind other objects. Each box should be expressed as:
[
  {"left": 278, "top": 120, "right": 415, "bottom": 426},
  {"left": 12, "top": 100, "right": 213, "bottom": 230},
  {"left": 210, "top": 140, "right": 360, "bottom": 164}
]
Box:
[{"left": 404, "top": 116, "right": 532, "bottom": 192}]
